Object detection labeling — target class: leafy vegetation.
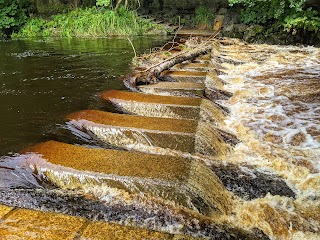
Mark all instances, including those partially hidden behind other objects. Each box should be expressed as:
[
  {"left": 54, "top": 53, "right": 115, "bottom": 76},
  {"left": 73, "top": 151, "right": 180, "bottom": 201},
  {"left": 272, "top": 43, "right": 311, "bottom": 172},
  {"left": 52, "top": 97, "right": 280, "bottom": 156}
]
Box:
[
  {"left": 96, "top": 0, "right": 112, "bottom": 8},
  {"left": 0, "top": 0, "right": 32, "bottom": 37},
  {"left": 228, "top": 0, "right": 320, "bottom": 35},
  {"left": 283, "top": 8, "right": 320, "bottom": 33},
  {"left": 12, "top": 6, "right": 165, "bottom": 38},
  {"left": 2, "top": 0, "right": 164, "bottom": 38},
  {"left": 195, "top": 6, "right": 214, "bottom": 29},
  {"left": 2, "top": 0, "right": 319, "bottom": 42}
]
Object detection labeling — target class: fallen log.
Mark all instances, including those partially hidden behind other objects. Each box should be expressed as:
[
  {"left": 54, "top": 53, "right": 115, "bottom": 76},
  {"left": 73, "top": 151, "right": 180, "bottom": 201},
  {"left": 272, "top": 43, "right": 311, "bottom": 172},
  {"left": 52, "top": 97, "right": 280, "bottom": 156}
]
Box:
[{"left": 124, "top": 43, "right": 213, "bottom": 89}]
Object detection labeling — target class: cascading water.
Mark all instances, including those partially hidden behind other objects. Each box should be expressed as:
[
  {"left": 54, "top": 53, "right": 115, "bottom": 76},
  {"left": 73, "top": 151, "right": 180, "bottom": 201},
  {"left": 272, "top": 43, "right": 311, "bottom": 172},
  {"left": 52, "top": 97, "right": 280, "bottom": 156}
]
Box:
[
  {"left": 19, "top": 141, "right": 263, "bottom": 239},
  {"left": 67, "top": 116, "right": 231, "bottom": 159},
  {"left": 199, "top": 98, "right": 227, "bottom": 126},
  {"left": 109, "top": 98, "right": 202, "bottom": 120},
  {"left": 195, "top": 122, "right": 231, "bottom": 158},
  {"left": 60, "top": 39, "right": 319, "bottom": 239},
  {"left": 213, "top": 40, "right": 320, "bottom": 239},
  {"left": 0, "top": 37, "right": 319, "bottom": 239}
]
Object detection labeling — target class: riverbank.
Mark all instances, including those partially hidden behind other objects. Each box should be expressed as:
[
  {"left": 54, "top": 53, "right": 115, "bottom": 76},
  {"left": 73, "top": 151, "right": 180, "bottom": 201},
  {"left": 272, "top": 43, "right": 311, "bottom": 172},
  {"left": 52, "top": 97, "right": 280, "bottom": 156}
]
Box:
[
  {"left": 11, "top": 7, "right": 168, "bottom": 38},
  {"left": 144, "top": 6, "right": 320, "bottom": 46},
  {"left": 2, "top": 1, "right": 319, "bottom": 45}
]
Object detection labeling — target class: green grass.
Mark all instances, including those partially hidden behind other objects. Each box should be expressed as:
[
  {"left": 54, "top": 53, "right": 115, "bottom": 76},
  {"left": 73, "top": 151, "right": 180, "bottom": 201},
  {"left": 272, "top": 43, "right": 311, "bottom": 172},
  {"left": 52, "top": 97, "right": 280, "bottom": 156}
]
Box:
[
  {"left": 12, "top": 7, "right": 167, "bottom": 38},
  {"left": 195, "top": 6, "right": 214, "bottom": 29}
]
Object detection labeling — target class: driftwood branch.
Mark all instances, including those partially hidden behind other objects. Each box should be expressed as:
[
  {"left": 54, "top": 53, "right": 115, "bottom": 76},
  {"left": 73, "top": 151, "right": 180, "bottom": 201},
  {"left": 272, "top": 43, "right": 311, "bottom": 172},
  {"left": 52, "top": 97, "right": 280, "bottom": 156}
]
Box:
[
  {"left": 151, "top": 44, "right": 213, "bottom": 78},
  {"left": 125, "top": 43, "right": 213, "bottom": 89}
]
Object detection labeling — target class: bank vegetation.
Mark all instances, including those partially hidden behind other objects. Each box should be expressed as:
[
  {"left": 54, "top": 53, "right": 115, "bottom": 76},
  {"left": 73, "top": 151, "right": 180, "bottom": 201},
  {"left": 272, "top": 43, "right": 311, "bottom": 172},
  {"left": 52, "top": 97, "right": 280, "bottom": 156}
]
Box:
[{"left": 0, "top": 0, "right": 319, "bottom": 44}]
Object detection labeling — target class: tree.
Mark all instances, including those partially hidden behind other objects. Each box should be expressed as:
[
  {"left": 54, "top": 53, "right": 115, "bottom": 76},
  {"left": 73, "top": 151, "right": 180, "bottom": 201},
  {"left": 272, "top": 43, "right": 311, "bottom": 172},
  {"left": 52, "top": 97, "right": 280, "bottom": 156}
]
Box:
[
  {"left": 228, "top": 0, "right": 320, "bottom": 33},
  {"left": 0, "top": 0, "right": 32, "bottom": 36}
]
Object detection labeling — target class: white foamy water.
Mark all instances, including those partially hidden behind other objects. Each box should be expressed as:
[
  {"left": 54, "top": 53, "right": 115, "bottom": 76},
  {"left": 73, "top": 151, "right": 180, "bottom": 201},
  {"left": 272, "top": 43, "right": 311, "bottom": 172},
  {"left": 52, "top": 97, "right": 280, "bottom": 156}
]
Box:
[
  {"left": 218, "top": 43, "right": 320, "bottom": 172},
  {"left": 215, "top": 41, "right": 320, "bottom": 204},
  {"left": 210, "top": 40, "right": 320, "bottom": 240}
]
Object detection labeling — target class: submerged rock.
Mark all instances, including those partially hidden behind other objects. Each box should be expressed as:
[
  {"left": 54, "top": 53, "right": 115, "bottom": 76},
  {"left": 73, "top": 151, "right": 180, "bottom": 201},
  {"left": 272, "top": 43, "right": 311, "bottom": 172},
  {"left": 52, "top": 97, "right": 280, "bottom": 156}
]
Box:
[{"left": 211, "top": 164, "right": 296, "bottom": 200}]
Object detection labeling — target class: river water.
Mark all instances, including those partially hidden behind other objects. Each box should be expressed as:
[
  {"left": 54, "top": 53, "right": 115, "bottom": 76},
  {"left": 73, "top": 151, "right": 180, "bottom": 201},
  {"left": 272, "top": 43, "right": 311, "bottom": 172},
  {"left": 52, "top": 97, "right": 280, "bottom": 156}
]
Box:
[
  {"left": 0, "top": 37, "right": 319, "bottom": 239},
  {"left": 0, "top": 37, "right": 167, "bottom": 156}
]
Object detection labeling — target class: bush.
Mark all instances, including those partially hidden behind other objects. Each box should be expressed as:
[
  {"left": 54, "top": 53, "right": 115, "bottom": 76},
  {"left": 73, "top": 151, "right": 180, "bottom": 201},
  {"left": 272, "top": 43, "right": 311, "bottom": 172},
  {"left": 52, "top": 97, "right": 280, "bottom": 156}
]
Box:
[
  {"left": 283, "top": 8, "right": 320, "bottom": 33},
  {"left": 96, "top": 0, "right": 112, "bottom": 8},
  {"left": 12, "top": 6, "right": 167, "bottom": 38},
  {"left": 229, "top": 0, "right": 320, "bottom": 34},
  {"left": 195, "top": 6, "right": 214, "bottom": 29},
  {"left": 0, "top": 0, "right": 32, "bottom": 36}
]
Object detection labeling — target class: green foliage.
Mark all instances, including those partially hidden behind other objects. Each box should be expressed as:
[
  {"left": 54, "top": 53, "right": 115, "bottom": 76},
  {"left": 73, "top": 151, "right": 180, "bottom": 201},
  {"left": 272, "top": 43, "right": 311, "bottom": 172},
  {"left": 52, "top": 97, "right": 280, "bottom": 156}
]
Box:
[
  {"left": 283, "top": 8, "right": 320, "bottom": 32},
  {"left": 0, "top": 0, "right": 32, "bottom": 36},
  {"left": 195, "top": 6, "right": 214, "bottom": 28},
  {"left": 12, "top": 7, "right": 166, "bottom": 38},
  {"left": 228, "top": 0, "right": 320, "bottom": 33},
  {"left": 96, "top": 0, "right": 112, "bottom": 8},
  {"left": 238, "top": 1, "right": 288, "bottom": 24},
  {"left": 14, "top": 18, "right": 48, "bottom": 37}
]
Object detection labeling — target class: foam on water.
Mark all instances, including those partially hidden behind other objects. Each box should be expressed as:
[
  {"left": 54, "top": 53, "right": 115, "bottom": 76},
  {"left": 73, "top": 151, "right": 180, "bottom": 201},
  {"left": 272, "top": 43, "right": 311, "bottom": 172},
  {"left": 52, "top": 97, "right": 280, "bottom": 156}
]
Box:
[
  {"left": 219, "top": 42, "right": 320, "bottom": 171},
  {"left": 213, "top": 40, "right": 320, "bottom": 239}
]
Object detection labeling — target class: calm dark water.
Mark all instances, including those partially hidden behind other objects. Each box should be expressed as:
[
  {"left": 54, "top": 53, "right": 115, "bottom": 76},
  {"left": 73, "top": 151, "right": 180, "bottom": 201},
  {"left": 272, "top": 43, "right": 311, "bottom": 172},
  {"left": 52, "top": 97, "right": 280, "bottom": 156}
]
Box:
[{"left": 0, "top": 37, "right": 168, "bottom": 156}]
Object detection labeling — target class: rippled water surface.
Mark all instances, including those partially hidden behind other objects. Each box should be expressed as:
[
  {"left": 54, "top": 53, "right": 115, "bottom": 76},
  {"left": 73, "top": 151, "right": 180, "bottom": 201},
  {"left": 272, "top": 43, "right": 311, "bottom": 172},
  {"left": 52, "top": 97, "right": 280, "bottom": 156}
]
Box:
[
  {"left": 219, "top": 43, "right": 320, "bottom": 173},
  {"left": 0, "top": 37, "right": 167, "bottom": 156}
]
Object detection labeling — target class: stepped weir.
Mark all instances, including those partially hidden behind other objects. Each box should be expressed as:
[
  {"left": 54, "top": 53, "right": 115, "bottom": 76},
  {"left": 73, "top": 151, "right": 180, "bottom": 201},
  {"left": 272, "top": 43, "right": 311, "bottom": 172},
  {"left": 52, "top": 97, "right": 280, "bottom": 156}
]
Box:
[{"left": 0, "top": 37, "right": 319, "bottom": 239}]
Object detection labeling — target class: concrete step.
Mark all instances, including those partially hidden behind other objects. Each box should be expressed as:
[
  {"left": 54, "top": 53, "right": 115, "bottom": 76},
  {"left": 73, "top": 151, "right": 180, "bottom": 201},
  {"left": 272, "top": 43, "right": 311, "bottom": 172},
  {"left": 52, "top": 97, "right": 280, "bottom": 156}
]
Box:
[
  {"left": 138, "top": 82, "right": 205, "bottom": 96},
  {"left": 146, "top": 65, "right": 230, "bottom": 101},
  {"left": 196, "top": 54, "right": 211, "bottom": 61},
  {"left": 24, "top": 141, "right": 232, "bottom": 217},
  {"left": 0, "top": 207, "right": 85, "bottom": 239},
  {"left": 173, "top": 62, "right": 209, "bottom": 71},
  {"left": 100, "top": 90, "right": 226, "bottom": 125},
  {"left": 67, "top": 110, "right": 231, "bottom": 157},
  {"left": 67, "top": 110, "right": 197, "bottom": 153},
  {"left": 0, "top": 204, "right": 12, "bottom": 218},
  {"left": 0, "top": 205, "right": 200, "bottom": 239},
  {"left": 164, "top": 70, "right": 207, "bottom": 83},
  {"left": 82, "top": 221, "right": 200, "bottom": 240},
  {"left": 68, "top": 110, "right": 197, "bottom": 134}
]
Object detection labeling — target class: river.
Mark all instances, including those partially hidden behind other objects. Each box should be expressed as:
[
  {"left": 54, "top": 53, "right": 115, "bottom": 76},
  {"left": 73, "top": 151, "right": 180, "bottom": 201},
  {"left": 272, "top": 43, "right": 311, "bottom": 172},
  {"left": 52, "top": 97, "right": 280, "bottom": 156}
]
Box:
[
  {"left": 0, "top": 37, "right": 167, "bottom": 156},
  {"left": 0, "top": 37, "right": 319, "bottom": 239}
]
